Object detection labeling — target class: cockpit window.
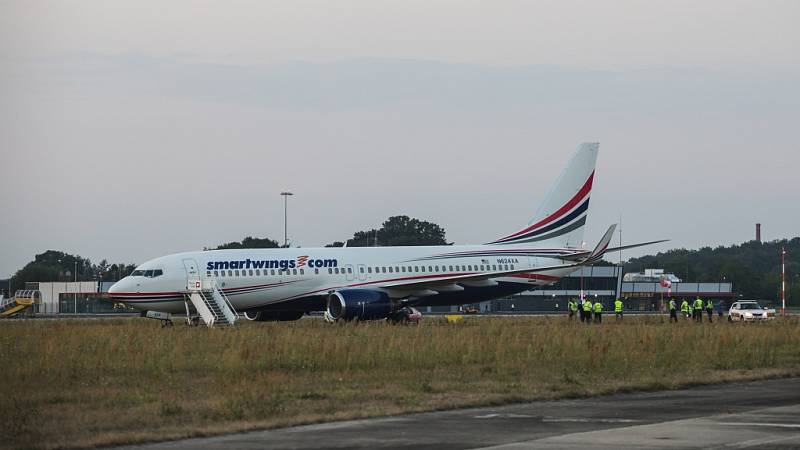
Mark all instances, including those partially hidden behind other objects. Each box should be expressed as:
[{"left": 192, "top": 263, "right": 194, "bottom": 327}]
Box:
[{"left": 131, "top": 269, "right": 163, "bottom": 278}]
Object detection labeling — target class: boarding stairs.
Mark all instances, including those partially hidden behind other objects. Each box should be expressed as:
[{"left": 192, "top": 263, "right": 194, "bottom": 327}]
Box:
[
  {"left": 0, "top": 291, "right": 40, "bottom": 318},
  {"left": 185, "top": 280, "right": 238, "bottom": 327}
]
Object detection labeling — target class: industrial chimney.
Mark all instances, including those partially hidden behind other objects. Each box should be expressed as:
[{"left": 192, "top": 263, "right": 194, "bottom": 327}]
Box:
[{"left": 756, "top": 223, "right": 761, "bottom": 243}]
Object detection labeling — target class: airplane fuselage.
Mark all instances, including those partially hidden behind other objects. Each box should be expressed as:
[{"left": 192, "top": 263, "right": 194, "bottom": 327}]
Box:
[{"left": 108, "top": 244, "right": 583, "bottom": 314}]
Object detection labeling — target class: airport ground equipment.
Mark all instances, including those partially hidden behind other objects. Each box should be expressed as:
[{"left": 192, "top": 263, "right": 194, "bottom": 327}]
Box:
[
  {"left": 0, "top": 290, "right": 40, "bottom": 318},
  {"left": 184, "top": 279, "right": 238, "bottom": 327},
  {"left": 143, "top": 310, "right": 174, "bottom": 327}
]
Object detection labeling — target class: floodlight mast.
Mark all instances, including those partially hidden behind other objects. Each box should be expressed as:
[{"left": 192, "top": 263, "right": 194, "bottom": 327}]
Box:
[
  {"left": 280, "top": 191, "right": 293, "bottom": 247},
  {"left": 781, "top": 247, "right": 786, "bottom": 316}
]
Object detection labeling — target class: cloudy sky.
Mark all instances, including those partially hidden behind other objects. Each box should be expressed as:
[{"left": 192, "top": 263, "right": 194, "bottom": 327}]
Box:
[{"left": 1, "top": 0, "right": 799, "bottom": 276}]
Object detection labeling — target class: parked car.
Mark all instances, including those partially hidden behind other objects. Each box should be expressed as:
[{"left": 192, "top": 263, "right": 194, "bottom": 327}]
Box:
[{"left": 728, "top": 301, "right": 776, "bottom": 322}]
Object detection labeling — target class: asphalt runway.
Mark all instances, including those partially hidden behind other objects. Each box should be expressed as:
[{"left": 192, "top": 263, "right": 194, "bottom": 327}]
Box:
[{"left": 120, "top": 378, "right": 800, "bottom": 450}]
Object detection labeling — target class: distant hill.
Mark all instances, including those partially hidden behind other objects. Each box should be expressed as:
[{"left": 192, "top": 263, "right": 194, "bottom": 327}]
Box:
[{"left": 624, "top": 238, "right": 800, "bottom": 303}]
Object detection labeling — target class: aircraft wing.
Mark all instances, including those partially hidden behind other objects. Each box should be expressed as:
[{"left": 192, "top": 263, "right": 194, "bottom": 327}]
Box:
[{"left": 378, "top": 262, "right": 582, "bottom": 293}]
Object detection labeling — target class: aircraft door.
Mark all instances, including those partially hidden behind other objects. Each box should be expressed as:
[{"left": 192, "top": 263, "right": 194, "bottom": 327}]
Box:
[
  {"left": 182, "top": 259, "right": 201, "bottom": 291},
  {"left": 345, "top": 264, "right": 355, "bottom": 282},
  {"left": 357, "top": 264, "right": 367, "bottom": 281}
]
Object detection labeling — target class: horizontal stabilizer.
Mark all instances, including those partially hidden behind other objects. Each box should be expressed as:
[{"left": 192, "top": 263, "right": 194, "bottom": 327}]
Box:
[
  {"left": 604, "top": 239, "right": 670, "bottom": 253},
  {"left": 585, "top": 224, "right": 616, "bottom": 264}
]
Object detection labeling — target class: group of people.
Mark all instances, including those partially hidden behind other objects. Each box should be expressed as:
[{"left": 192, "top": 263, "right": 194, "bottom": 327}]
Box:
[
  {"left": 669, "top": 297, "right": 715, "bottom": 323},
  {"left": 567, "top": 298, "right": 625, "bottom": 323},
  {"left": 566, "top": 297, "right": 717, "bottom": 324}
]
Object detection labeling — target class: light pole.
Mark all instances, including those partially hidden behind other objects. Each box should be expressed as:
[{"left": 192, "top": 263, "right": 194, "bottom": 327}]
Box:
[
  {"left": 781, "top": 247, "right": 786, "bottom": 316},
  {"left": 280, "top": 191, "right": 293, "bottom": 247},
  {"left": 74, "top": 261, "right": 78, "bottom": 315}
]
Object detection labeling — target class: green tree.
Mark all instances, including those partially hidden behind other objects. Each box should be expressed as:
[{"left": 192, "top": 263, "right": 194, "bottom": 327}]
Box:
[
  {"left": 212, "top": 236, "right": 281, "bottom": 250},
  {"left": 8, "top": 250, "right": 135, "bottom": 292},
  {"left": 331, "top": 216, "right": 450, "bottom": 247},
  {"left": 624, "top": 237, "right": 800, "bottom": 303}
]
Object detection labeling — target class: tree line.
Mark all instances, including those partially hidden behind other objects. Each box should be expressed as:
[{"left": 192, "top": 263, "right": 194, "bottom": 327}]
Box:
[{"left": 624, "top": 238, "right": 800, "bottom": 303}]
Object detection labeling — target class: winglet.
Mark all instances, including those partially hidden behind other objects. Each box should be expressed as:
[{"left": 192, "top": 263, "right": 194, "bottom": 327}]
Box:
[{"left": 585, "top": 224, "right": 616, "bottom": 264}]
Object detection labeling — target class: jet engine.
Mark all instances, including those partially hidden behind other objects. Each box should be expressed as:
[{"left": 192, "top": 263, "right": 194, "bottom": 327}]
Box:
[
  {"left": 243, "top": 310, "right": 304, "bottom": 321},
  {"left": 325, "top": 289, "right": 393, "bottom": 322}
]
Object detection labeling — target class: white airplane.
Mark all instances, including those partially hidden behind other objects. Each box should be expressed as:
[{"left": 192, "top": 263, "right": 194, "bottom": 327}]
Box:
[{"left": 108, "top": 143, "right": 664, "bottom": 322}]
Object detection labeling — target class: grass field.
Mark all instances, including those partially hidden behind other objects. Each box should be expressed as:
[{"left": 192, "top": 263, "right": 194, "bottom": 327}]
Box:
[{"left": 2, "top": 315, "right": 799, "bottom": 449}]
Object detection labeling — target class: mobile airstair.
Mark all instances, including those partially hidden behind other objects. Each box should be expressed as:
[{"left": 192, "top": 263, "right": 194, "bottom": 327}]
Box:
[
  {"left": 185, "top": 280, "right": 238, "bottom": 327},
  {"left": 0, "top": 290, "right": 40, "bottom": 318}
]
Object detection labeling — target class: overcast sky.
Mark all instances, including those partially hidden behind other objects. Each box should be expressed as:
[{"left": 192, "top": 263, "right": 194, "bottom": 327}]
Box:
[{"left": 1, "top": 1, "right": 799, "bottom": 276}]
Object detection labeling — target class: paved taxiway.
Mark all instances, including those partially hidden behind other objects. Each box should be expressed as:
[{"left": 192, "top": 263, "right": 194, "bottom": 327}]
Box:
[{"left": 122, "top": 378, "right": 800, "bottom": 450}]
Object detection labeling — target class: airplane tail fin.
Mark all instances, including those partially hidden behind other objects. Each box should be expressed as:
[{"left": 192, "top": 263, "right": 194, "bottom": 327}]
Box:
[{"left": 488, "top": 142, "right": 599, "bottom": 248}]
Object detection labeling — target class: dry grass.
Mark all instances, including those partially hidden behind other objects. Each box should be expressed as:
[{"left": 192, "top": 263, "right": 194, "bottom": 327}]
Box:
[{"left": 1, "top": 315, "right": 799, "bottom": 449}]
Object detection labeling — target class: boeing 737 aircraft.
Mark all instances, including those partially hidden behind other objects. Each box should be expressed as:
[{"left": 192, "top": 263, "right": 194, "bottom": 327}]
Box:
[{"left": 108, "top": 143, "right": 664, "bottom": 323}]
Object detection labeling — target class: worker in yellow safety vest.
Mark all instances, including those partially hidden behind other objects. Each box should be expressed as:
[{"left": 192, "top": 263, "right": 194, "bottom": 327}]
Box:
[
  {"left": 680, "top": 298, "right": 690, "bottom": 319},
  {"left": 593, "top": 300, "right": 603, "bottom": 323},
  {"left": 568, "top": 299, "right": 577, "bottom": 320},
  {"left": 582, "top": 299, "right": 592, "bottom": 324},
  {"left": 614, "top": 298, "right": 623, "bottom": 321},
  {"left": 705, "top": 299, "right": 714, "bottom": 323},
  {"left": 669, "top": 298, "right": 678, "bottom": 323},
  {"left": 693, "top": 297, "right": 704, "bottom": 323}
]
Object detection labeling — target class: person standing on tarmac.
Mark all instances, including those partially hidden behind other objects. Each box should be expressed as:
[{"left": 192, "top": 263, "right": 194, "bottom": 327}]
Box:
[
  {"left": 681, "top": 298, "right": 690, "bottom": 319},
  {"left": 705, "top": 298, "right": 714, "bottom": 323},
  {"left": 582, "top": 298, "right": 593, "bottom": 324},
  {"left": 669, "top": 298, "right": 678, "bottom": 323},
  {"left": 593, "top": 300, "right": 603, "bottom": 323},
  {"left": 614, "top": 298, "right": 624, "bottom": 321},
  {"left": 693, "top": 296, "right": 704, "bottom": 323},
  {"left": 568, "top": 298, "right": 577, "bottom": 320}
]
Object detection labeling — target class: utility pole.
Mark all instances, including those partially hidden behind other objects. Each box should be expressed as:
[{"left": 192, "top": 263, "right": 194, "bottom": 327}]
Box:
[
  {"left": 280, "top": 191, "right": 293, "bottom": 247},
  {"left": 781, "top": 247, "right": 786, "bottom": 316},
  {"left": 74, "top": 261, "right": 78, "bottom": 315}
]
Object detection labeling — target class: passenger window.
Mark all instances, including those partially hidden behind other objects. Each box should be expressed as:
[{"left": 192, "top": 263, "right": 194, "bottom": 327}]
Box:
[
  {"left": 428, "top": 266, "right": 433, "bottom": 272},
  {"left": 220, "top": 271, "right": 226, "bottom": 277},
  {"left": 300, "top": 269, "right": 304, "bottom": 275},
  {"left": 368, "top": 267, "right": 372, "bottom": 273},
  {"left": 334, "top": 268, "right": 339, "bottom": 274},
  {"left": 315, "top": 268, "right": 319, "bottom": 275},
  {"left": 434, "top": 266, "right": 439, "bottom": 272},
  {"left": 480, "top": 265, "right": 484, "bottom": 271},
  {"left": 414, "top": 266, "right": 419, "bottom": 272},
  {"left": 271, "top": 269, "right": 276, "bottom": 276},
  {"left": 248, "top": 270, "right": 253, "bottom": 276},
  {"left": 360, "top": 267, "right": 365, "bottom": 273},
  {"left": 214, "top": 270, "right": 219, "bottom": 277},
  {"left": 328, "top": 268, "right": 333, "bottom": 274},
  {"left": 394, "top": 266, "right": 399, "bottom": 273},
  {"left": 293, "top": 269, "right": 297, "bottom": 275},
  {"left": 382, "top": 267, "right": 387, "bottom": 273},
  {"left": 348, "top": 268, "right": 352, "bottom": 274},
  {"left": 492, "top": 265, "right": 497, "bottom": 271},
  {"left": 449, "top": 265, "right": 453, "bottom": 271},
  {"left": 206, "top": 271, "right": 211, "bottom": 277},
  {"left": 504, "top": 265, "right": 509, "bottom": 270},
  {"left": 235, "top": 270, "right": 240, "bottom": 276},
  {"left": 511, "top": 265, "right": 515, "bottom": 270},
  {"left": 228, "top": 270, "right": 233, "bottom": 276},
  {"left": 389, "top": 267, "right": 393, "bottom": 273}
]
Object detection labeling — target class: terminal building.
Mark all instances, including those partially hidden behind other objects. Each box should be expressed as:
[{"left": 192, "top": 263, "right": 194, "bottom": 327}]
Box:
[
  {"left": 22, "top": 281, "right": 127, "bottom": 314},
  {"left": 440, "top": 266, "right": 736, "bottom": 313}
]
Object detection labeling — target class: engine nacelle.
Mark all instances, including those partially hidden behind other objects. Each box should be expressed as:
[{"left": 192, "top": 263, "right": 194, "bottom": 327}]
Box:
[
  {"left": 244, "top": 310, "right": 304, "bottom": 321},
  {"left": 326, "top": 289, "right": 393, "bottom": 322}
]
